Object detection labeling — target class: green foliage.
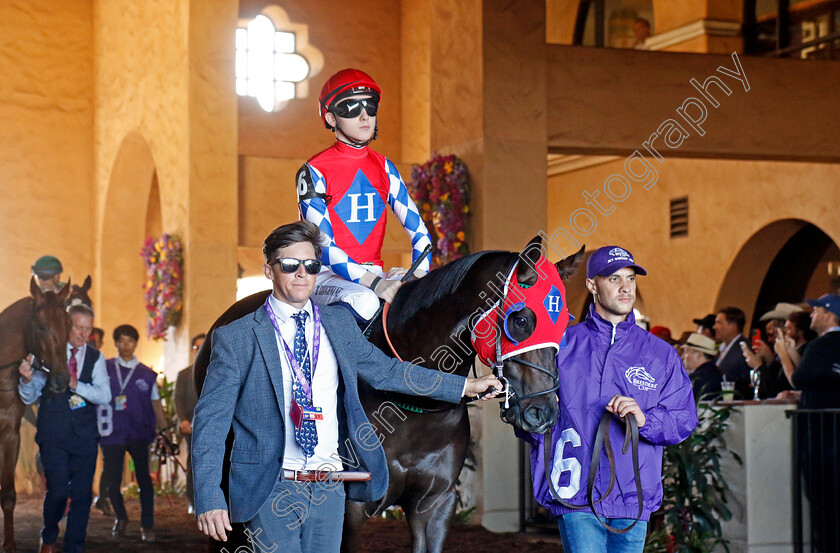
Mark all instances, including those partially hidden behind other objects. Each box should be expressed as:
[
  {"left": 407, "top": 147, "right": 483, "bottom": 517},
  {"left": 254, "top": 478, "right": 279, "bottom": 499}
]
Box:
[{"left": 645, "top": 401, "right": 742, "bottom": 553}]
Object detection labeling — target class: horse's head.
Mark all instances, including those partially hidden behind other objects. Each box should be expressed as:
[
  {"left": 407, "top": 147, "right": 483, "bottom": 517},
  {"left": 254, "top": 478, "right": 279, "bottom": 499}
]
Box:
[
  {"left": 67, "top": 275, "right": 93, "bottom": 308},
  {"left": 472, "top": 237, "right": 584, "bottom": 434},
  {"left": 28, "top": 277, "right": 72, "bottom": 393}
]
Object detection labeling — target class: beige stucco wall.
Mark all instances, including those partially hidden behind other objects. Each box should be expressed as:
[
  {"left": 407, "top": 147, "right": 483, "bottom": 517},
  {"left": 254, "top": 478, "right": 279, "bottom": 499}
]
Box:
[
  {"left": 547, "top": 156, "right": 840, "bottom": 332},
  {"left": 93, "top": 0, "right": 238, "bottom": 371},
  {"left": 0, "top": 1, "right": 94, "bottom": 311}
]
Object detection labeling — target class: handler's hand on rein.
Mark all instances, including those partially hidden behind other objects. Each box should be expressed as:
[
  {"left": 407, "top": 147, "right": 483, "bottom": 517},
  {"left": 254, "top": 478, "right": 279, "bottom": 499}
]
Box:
[
  {"left": 465, "top": 374, "right": 503, "bottom": 400},
  {"left": 607, "top": 395, "right": 646, "bottom": 428},
  {"left": 18, "top": 355, "right": 34, "bottom": 383},
  {"left": 197, "top": 509, "right": 232, "bottom": 542}
]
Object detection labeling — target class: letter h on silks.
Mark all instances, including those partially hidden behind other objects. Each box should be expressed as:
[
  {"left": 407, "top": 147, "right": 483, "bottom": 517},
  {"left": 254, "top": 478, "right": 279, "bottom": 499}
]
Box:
[{"left": 471, "top": 256, "right": 573, "bottom": 407}]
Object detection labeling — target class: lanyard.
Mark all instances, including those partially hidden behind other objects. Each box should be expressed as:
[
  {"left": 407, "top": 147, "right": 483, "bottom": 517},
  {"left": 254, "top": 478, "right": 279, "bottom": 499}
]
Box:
[
  {"left": 114, "top": 360, "right": 137, "bottom": 396},
  {"left": 264, "top": 297, "right": 321, "bottom": 401}
]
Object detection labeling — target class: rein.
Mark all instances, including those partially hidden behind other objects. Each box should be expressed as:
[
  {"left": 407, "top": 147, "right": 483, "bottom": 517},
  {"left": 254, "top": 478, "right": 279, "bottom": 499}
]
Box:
[{"left": 543, "top": 413, "right": 644, "bottom": 533}]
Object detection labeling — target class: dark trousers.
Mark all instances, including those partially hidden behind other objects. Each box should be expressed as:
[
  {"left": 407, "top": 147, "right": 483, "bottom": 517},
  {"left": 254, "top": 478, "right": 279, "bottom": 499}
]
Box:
[
  {"left": 101, "top": 441, "right": 154, "bottom": 528},
  {"left": 97, "top": 446, "right": 108, "bottom": 499},
  {"left": 39, "top": 437, "right": 98, "bottom": 553}
]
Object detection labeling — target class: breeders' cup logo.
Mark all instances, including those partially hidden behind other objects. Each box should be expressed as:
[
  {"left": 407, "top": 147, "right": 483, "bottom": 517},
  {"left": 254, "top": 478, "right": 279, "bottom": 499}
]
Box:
[
  {"left": 625, "top": 366, "right": 657, "bottom": 391},
  {"left": 608, "top": 247, "right": 633, "bottom": 263}
]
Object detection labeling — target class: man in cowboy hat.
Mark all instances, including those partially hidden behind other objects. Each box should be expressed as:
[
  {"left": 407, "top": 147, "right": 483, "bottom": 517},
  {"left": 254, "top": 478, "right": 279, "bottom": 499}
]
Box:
[{"left": 680, "top": 333, "right": 722, "bottom": 400}]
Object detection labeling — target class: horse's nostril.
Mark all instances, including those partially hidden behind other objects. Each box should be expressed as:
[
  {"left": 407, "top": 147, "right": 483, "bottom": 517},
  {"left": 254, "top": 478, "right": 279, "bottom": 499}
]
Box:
[{"left": 523, "top": 405, "right": 543, "bottom": 425}]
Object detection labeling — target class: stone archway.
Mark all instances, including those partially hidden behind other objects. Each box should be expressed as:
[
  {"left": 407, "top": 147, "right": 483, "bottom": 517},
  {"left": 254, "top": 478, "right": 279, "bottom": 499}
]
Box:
[
  {"left": 714, "top": 218, "right": 840, "bottom": 327},
  {"left": 97, "top": 131, "right": 163, "bottom": 367}
]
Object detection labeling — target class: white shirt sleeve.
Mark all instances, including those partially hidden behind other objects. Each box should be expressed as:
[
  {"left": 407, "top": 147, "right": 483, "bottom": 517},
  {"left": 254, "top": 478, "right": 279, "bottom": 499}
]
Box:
[
  {"left": 18, "top": 371, "right": 47, "bottom": 405},
  {"left": 151, "top": 381, "right": 160, "bottom": 401},
  {"left": 73, "top": 352, "right": 112, "bottom": 405}
]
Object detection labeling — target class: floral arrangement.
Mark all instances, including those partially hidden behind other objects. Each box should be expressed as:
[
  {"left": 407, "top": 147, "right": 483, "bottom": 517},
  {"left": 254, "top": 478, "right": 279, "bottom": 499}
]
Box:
[
  {"left": 408, "top": 153, "right": 471, "bottom": 268},
  {"left": 141, "top": 234, "right": 184, "bottom": 340}
]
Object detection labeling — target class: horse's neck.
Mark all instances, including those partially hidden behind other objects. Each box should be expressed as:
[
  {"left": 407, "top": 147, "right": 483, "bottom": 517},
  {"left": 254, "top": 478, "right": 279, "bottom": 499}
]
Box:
[
  {"left": 0, "top": 298, "right": 31, "bottom": 363},
  {"left": 382, "top": 252, "right": 515, "bottom": 378}
]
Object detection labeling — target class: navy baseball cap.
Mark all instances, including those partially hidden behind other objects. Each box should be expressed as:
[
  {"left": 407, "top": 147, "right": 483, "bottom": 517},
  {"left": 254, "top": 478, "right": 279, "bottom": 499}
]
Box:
[
  {"left": 586, "top": 246, "right": 647, "bottom": 279},
  {"left": 806, "top": 294, "right": 840, "bottom": 319}
]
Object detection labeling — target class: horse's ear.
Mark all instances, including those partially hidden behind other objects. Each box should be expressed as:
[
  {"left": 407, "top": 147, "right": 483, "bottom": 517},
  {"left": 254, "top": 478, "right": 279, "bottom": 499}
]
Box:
[
  {"left": 555, "top": 245, "right": 586, "bottom": 281},
  {"left": 82, "top": 275, "right": 92, "bottom": 291},
  {"left": 57, "top": 278, "right": 72, "bottom": 304},
  {"left": 517, "top": 235, "right": 544, "bottom": 287},
  {"left": 30, "top": 277, "right": 43, "bottom": 301}
]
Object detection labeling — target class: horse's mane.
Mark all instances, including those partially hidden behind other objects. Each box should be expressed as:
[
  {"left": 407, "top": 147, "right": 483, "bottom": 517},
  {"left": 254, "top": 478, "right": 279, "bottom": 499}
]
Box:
[{"left": 391, "top": 250, "right": 509, "bottom": 325}]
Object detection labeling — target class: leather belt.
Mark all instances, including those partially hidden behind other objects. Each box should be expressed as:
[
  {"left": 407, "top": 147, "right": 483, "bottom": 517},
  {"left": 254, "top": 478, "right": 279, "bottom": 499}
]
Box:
[{"left": 282, "top": 469, "right": 372, "bottom": 482}]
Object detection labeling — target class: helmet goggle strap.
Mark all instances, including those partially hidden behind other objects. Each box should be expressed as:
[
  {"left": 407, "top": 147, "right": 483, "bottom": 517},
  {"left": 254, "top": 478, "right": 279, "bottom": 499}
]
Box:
[{"left": 325, "top": 89, "right": 380, "bottom": 146}]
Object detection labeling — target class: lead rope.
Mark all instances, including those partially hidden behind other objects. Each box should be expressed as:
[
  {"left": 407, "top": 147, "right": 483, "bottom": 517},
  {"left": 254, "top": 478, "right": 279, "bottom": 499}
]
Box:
[{"left": 543, "top": 412, "right": 643, "bottom": 534}]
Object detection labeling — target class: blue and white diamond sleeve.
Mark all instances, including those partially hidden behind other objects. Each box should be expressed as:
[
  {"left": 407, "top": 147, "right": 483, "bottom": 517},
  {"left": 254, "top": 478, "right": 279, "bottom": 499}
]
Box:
[
  {"left": 297, "top": 163, "right": 370, "bottom": 284},
  {"left": 385, "top": 159, "right": 432, "bottom": 272}
]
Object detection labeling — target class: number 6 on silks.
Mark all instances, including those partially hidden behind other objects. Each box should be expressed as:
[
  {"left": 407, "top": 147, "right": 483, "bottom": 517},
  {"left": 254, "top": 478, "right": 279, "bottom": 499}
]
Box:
[{"left": 549, "top": 428, "right": 582, "bottom": 499}]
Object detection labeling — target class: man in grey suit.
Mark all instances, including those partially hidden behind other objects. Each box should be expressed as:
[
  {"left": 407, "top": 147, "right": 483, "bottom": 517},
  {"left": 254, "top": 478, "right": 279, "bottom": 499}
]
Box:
[
  {"left": 192, "top": 221, "right": 501, "bottom": 553},
  {"left": 174, "top": 333, "right": 205, "bottom": 514}
]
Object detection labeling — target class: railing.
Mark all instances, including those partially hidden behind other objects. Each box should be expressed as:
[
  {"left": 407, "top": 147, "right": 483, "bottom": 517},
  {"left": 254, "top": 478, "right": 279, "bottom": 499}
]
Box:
[
  {"left": 764, "top": 31, "right": 840, "bottom": 59},
  {"left": 786, "top": 408, "right": 840, "bottom": 553}
]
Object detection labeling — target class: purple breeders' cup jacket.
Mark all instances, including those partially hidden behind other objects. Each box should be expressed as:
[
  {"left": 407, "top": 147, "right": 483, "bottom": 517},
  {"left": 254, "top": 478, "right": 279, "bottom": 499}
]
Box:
[{"left": 518, "top": 304, "right": 697, "bottom": 520}]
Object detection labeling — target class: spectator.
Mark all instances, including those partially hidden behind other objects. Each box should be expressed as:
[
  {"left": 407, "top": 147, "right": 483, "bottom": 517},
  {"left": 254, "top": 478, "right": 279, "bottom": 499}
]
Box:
[
  {"left": 633, "top": 18, "right": 652, "bottom": 49},
  {"left": 650, "top": 325, "right": 676, "bottom": 346},
  {"left": 174, "top": 333, "right": 205, "bottom": 514},
  {"left": 18, "top": 304, "right": 111, "bottom": 553},
  {"left": 742, "top": 302, "right": 802, "bottom": 398},
  {"left": 98, "top": 324, "right": 168, "bottom": 542},
  {"left": 681, "top": 333, "right": 722, "bottom": 400},
  {"left": 775, "top": 310, "right": 818, "bottom": 389},
  {"left": 713, "top": 307, "right": 752, "bottom": 399},
  {"left": 692, "top": 314, "right": 716, "bottom": 339},
  {"left": 790, "top": 294, "right": 840, "bottom": 553},
  {"left": 31, "top": 255, "right": 64, "bottom": 293},
  {"left": 87, "top": 327, "right": 104, "bottom": 350}
]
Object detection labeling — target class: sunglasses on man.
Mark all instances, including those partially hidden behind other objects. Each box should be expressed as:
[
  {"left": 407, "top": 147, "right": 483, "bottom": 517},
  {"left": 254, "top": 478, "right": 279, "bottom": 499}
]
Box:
[
  {"left": 331, "top": 97, "right": 378, "bottom": 119},
  {"left": 270, "top": 257, "right": 323, "bottom": 275}
]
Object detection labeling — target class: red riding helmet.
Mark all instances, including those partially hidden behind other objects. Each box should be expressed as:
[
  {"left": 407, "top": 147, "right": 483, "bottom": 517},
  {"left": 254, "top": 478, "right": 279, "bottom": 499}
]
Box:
[{"left": 318, "top": 68, "right": 381, "bottom": 129}]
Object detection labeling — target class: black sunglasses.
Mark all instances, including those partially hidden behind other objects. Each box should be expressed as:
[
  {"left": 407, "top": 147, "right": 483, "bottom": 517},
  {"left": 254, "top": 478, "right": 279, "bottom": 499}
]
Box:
[
  {"left": 271, "top": 257, "right": 322, "bottom": 275},
  {"left": 331, "top": 97, "right": 378, "bottom": 119}
]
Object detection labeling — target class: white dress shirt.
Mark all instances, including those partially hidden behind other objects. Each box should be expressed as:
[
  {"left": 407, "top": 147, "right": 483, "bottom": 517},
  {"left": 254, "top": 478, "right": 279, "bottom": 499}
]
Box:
[
  {"left": 268, "top": 294, "right": 343, "bottom": 472},
  {"left": 19, "top": 343, "right": 112, "bottom": 405}
]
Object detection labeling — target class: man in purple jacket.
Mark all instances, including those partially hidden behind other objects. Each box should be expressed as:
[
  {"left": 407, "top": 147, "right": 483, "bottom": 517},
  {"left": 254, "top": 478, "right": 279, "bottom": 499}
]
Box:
[{"left": 520, "top": 246, "right": 697, "bottom": 553}]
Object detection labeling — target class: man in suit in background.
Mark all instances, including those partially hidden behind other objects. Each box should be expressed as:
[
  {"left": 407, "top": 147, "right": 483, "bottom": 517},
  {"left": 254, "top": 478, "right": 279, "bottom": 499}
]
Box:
[
  {"left": 19, "top": 304, "right": 112, "bottom": 553},
  {"left": 175, "top": 332, "right": 205, "bottom": 514},
  {"left": 192, "top": 221, "right": 501, "bottom": 553},
  {"left": 713, "top": 306, "right": 752, "bottom": 399}
]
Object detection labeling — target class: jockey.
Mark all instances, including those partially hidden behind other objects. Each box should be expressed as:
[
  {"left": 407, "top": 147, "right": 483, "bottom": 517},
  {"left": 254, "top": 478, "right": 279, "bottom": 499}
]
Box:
[
  {"left": 31, "top": 255, "right": 64, "bottom": 293},
  {"left": 296, "top": 68, "right": 432, "bottom": 322}
]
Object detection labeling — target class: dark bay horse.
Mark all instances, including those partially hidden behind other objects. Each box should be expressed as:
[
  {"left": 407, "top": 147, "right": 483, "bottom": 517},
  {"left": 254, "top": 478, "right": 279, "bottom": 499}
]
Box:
[
  {"left": 0, "top": 279, "right": 74, "bottom": 553},
  {"left": 194, "top": 236, "right": 583, "bottom": 553}
]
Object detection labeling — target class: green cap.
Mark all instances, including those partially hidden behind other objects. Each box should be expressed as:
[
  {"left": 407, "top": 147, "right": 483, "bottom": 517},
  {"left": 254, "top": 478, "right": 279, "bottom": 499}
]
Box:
[{"left": 32, "top": 255, "right": 63, "bottom": 275}]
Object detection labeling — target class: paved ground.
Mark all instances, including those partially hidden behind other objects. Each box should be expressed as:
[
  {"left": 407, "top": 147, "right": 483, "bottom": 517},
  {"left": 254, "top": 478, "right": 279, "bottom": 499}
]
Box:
[{"left": 5, "top": 494, "right": 562, "bottom": 552}]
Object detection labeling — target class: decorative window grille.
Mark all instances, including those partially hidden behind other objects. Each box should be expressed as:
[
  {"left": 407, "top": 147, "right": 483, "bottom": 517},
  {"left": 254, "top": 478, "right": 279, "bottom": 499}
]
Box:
[{"left": 235, "top": 14, "right": 313, "bottom": 112}]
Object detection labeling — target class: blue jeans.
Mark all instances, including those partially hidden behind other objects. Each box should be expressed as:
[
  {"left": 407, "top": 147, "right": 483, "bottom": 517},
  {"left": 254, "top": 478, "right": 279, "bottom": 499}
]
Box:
[
  {"left": 557, "top": 512, "right": 648, "bottom": 553},
  {"left": 245, "top": 476, "right": 346, "bottom": 553}
]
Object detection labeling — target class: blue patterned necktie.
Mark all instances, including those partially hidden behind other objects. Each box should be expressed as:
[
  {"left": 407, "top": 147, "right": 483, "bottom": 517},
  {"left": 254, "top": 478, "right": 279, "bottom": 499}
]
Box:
[{"left": 291, "top": 311, "right": 318, "bottom": 457}]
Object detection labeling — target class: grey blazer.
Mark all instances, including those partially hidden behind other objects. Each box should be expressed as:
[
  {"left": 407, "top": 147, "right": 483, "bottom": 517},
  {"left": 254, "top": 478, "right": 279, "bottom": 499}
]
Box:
[{"left": 191, "top": 302, "right": 465, "bottom": 523}]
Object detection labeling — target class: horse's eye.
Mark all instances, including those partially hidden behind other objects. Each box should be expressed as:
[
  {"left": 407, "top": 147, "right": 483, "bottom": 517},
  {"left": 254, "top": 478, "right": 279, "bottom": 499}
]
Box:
[{"left": 513, "top": 316, "right": 528, "bottom": 330}]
